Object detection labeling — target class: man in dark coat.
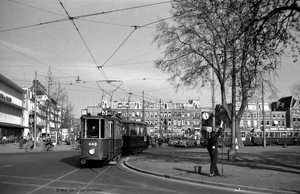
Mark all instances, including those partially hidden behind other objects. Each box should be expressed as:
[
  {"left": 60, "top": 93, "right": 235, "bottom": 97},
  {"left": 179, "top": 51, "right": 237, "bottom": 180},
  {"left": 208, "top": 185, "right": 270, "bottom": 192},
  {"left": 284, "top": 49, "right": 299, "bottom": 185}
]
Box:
[{"left": 207, "top": 127, "right": 223, "bottom": 177}]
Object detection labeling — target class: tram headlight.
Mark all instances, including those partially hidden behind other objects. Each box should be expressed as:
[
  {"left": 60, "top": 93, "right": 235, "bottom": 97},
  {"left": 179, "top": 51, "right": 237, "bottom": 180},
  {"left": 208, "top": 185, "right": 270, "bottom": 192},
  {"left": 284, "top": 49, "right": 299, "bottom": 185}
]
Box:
[{"left": 89, "top": 148, "right": 95, "bottom": 155}]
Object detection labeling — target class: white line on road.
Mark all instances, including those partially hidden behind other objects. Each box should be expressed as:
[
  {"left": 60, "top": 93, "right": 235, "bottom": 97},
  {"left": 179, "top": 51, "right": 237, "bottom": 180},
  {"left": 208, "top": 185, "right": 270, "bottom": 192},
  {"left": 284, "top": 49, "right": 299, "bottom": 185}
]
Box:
[{"left": 26, "top": 168, "right": 81, "bottom": 194}]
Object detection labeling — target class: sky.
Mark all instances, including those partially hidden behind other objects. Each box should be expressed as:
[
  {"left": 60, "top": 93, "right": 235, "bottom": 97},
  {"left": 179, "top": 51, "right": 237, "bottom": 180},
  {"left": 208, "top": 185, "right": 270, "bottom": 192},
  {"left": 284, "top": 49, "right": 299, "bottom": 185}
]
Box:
[{"left": 0, "top": 0, "right": 299, "bottom": 118}]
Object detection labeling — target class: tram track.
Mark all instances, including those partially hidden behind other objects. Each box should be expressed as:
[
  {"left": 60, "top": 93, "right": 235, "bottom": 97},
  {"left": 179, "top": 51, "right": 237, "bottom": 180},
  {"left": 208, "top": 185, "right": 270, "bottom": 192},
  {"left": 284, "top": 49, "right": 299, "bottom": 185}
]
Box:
[{"left": 0, "top": 165, "right": 113, "bottom": 194}]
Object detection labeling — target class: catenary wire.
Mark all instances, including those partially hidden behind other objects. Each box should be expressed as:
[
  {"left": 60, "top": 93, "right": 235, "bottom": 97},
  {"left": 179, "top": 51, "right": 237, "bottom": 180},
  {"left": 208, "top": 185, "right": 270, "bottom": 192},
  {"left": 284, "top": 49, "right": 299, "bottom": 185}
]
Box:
[
  {"left": 3, "top": 1, "right": 189, "bottom": 104},
  {"left": 0, "top": 42, "right": 74, "bottom": 77},
  {"left": 71, "top": 1, "right": 174, "bottom": 20},
  {"left": 7, "top": 0, "right": 66, "bottom": 17},
  {"left": 57, "top": 0, "right": 109, "bottom": 81}
]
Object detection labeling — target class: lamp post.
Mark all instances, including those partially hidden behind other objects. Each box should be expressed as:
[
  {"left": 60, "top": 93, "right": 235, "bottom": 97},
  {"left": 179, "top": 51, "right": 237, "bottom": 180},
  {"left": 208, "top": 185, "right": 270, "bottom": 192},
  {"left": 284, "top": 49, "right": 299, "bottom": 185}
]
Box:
[
  {"left": 46, "top": 79, "right": 52, "bottom": 137},
  {"left": 33, "top": 71, "right": 37, "bottom": 150}
]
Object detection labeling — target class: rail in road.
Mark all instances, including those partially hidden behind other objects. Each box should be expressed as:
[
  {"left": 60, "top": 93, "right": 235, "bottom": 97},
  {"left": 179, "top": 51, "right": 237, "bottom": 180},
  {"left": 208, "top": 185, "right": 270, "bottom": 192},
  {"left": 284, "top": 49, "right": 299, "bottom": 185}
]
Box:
[{"left": 0, "top": 151, "right": 252, "bottom": 194}]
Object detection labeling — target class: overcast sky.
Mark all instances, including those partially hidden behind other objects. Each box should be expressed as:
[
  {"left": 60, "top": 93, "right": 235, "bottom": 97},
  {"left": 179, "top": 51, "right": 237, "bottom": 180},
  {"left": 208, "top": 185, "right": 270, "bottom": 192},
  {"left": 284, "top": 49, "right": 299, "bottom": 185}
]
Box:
[{"left": 0, "top": 0, "right": 299, "bottom": 117}]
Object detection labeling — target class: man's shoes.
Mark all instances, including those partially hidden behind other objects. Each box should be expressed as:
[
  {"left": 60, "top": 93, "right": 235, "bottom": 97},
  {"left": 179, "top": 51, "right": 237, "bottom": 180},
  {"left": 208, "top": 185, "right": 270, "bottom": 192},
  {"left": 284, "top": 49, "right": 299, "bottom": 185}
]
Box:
[
  {"left": 209, "top": 174, "right": 214, "bottom": 177},
  {"left": 214, "top": 173, "right": 220, "bottom": 176}
]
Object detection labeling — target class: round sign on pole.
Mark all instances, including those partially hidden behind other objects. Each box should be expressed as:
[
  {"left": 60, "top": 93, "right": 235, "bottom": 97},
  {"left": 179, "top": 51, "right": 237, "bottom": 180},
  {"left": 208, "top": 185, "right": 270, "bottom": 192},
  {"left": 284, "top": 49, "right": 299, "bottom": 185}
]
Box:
[{"left": 202, "top": 112, "right": 210, "bottom": 120}]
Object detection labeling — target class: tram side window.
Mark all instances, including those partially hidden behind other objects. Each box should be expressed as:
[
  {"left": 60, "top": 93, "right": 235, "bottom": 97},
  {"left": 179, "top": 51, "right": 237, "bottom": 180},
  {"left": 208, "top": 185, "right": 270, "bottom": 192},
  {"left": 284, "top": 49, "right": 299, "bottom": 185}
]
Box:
[
  {"left": 269, "top": 132, "right": 274, "bottom": 137},
  {"left": 87, "top": 119, "right": 100, "bottom": 138},
  {"left": 81, "top": 120, "right": 86, "bottom": 138},
  {"left": 115, "top": 122, "right": 122, "bottom": 139},
  {"left": 105, "top": 121, "right": 112, "bottom": 138},
  {"left": 130, "top": 124, "right": 137, "bottom": 136}
]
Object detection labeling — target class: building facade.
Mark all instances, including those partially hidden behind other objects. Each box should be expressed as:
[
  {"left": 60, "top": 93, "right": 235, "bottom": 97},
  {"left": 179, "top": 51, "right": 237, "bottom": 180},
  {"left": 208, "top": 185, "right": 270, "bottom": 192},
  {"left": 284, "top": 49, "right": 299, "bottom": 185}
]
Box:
[
  {"left": 28, "top": 80, "right": 62, "bottom": 144},
  {"left": 0, "top": 74, "right": 26, "bottom": 143},
  {"left": 109, "top": 99, "right": 202, "bottom": 138},
  {"left": 0, "top": 75, "right": 62, "bottom": 144}
]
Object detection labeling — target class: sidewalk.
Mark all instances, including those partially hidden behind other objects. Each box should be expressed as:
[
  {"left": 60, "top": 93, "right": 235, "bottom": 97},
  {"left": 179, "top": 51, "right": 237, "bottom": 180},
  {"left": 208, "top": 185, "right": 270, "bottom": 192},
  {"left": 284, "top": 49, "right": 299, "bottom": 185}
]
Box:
[
  {"left": 124, "top": 145, "right": 300, "bottom": 194},
  {"left": 0, "top": 142, "right": 78, "bottom": 154}
]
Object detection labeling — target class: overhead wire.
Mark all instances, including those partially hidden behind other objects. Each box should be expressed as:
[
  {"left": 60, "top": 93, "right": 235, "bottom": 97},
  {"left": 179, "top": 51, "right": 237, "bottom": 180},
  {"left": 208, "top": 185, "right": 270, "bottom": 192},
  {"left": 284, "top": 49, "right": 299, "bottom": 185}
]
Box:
[
  {"left": 7, "top": 0, "right": 66, "bottom": 17},
  {"left": 2, "top": 0, "right": 185, "bottom": 104},
  {"left": 57, "top": 0, "right": 109, "bottom": 81},
  {"left": 71, "top": 1, "right": 174, "bottom": 20},
  {"left": 0, "top": 18, "right": 70, "bottom": 33},
  {"left": 100, "top": 28, "right": 137, "bottom": 68},
  {"left": 0, "top": 42, "right": 74, "bottom": 77}
]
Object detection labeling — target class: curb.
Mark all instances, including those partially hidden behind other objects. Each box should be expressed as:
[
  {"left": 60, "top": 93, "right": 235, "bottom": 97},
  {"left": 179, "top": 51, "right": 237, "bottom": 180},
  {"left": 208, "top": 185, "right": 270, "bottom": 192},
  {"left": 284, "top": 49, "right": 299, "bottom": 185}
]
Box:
[{"left": 123, "top": 157, "right": 297, "bottom": 194}]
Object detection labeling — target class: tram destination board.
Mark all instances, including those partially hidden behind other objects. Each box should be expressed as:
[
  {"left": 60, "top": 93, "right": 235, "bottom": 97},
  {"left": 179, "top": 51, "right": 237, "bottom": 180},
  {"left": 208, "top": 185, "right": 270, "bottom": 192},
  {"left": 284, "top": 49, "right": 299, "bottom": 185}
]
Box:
[{"left": 87, "top": 106, "right": 108, "bottom": 116}]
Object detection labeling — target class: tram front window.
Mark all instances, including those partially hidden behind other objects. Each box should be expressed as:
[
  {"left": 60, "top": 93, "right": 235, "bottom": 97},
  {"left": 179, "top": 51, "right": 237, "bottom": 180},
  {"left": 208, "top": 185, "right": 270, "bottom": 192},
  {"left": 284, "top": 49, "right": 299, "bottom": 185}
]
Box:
[{"left": 87, "top": 119, "right": 100, "bottom": 138}]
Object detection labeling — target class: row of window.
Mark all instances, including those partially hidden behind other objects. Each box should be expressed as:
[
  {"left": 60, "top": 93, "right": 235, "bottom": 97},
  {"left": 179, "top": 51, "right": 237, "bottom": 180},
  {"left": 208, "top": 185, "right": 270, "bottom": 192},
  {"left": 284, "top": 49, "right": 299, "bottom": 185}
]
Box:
[
  {"left": 226, "top": 131, "right": 298, "bottom": 138},
  {"left": 242, "top": 113, "right": 285, "bottom": 119},
  {"left": 145, "top": 119, "right": 200, "bottom": 126},
  {"left": 241, "top": 120, "right": 285, "bottom": 127},
  {"left": 119, "top": 111, "right": 200, "bottom": 118}
]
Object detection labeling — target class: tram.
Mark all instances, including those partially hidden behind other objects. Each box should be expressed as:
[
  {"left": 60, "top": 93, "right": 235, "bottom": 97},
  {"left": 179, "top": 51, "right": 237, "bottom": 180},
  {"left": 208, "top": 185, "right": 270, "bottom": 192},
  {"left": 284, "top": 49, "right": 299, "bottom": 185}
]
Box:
[
  {"left": 252, "top": 129, "right": 299, "bottom": 146},
  {"left": 79, "top": 107, "right": 123, "bottom": 165},
  {"left": 122, "top": 120, "right": 149, "bottom": 155},
  {"left": 222, "top": 128, "right": 300, "bottom": 146}
]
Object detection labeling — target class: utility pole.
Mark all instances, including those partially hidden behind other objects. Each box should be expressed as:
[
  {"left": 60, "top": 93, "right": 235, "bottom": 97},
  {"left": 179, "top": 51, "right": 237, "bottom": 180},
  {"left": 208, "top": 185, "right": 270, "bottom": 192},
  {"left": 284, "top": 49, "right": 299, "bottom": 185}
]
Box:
[
  {"left": 211, "top": 66, "right": 215, "bottom": 132},
  {"left": 33, "top": 71, "right": 37, "bottom": 150},
  {"left": 262, "top": 81, "right": 266, "bottom": 147},
  {"left": 142, "top": 91, "right": 145, "bottom": 122},
  {"left": 159, "top": 99, "right": 162, "bottom": 137},
  {"left": 127, "top": 92, "right": 132, "bottom": 120}
]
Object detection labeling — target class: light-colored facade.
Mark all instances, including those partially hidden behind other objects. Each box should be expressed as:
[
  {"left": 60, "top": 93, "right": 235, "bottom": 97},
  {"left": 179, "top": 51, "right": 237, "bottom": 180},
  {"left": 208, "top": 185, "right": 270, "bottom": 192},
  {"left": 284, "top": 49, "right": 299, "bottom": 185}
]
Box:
[
  {"left": 0, "top": 75, "right": 62, "bottom": 144},
  {"left": 0, "top": 74, "right": 26, "bottom": 143}
]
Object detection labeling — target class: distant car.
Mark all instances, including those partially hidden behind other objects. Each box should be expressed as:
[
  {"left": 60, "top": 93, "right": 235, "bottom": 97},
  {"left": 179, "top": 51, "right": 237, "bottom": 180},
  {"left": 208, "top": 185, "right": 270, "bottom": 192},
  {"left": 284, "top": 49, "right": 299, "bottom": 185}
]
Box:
[
  {"left": 177, "top": 138, "right": 197, "bottom": 148},
  {"left": 64, "top": 139, "right": 71, "bottom": 145},
  {"left": 168, "top": 139, "right": 179, "bottom": 146}
]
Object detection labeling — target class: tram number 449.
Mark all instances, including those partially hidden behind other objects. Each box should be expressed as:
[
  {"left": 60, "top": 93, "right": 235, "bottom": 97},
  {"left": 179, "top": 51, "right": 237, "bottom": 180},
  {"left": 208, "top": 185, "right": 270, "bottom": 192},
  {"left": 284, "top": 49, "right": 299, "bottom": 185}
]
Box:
[{"left": 88, "top": 142, "right": 97, "bottom": 146}]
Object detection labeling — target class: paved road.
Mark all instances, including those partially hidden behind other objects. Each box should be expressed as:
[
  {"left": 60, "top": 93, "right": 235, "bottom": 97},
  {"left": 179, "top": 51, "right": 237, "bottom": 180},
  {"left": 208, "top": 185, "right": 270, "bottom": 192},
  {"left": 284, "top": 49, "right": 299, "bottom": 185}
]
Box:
[{"left": 0, "top": 149, "right": 261, "bottom": 194}]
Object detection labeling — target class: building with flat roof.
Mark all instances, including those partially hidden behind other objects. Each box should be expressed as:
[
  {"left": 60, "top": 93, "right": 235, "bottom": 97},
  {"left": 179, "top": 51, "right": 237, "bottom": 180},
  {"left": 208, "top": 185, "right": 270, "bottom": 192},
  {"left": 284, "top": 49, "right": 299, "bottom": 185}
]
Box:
[{"left": 0, "top": 74, "right": 26, "bottom": 143}]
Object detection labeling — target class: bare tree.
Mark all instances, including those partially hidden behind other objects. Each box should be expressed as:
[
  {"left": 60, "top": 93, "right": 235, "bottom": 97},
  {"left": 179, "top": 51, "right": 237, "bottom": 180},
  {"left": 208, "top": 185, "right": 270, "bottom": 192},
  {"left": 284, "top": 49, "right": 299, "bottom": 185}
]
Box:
[
  {"left": 290, "top": 82, "right": 300, "bottom": 100},
  {"left": 153, "top": 0, "right": 299, "bottom": 155},
  {"left": 45, "top": 67, "right": 75, "bottom": 132}
]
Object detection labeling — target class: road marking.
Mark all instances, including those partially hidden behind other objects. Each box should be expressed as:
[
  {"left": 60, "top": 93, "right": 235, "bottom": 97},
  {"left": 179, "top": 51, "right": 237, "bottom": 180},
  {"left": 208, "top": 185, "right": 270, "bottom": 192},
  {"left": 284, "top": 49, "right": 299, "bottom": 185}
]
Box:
[
  {"left": 26, "top": 168, "right": 81, "bottom": 194},
  {"left": 76, "top": 166, "right": 111, "bottom": 194}
]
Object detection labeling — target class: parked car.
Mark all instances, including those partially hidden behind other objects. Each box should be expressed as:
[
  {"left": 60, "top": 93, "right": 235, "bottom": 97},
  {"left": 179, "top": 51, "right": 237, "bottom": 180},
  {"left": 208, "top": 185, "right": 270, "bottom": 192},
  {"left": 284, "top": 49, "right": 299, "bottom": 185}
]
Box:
[
  {"left": 177, "top": 138, "right": 197, "bottom": 148},
  {"left": 64, "top": 139, "right": 71, "bottom": 145},
  {"left": 168, "top": 139, "right": 178, "bottom": 146}
]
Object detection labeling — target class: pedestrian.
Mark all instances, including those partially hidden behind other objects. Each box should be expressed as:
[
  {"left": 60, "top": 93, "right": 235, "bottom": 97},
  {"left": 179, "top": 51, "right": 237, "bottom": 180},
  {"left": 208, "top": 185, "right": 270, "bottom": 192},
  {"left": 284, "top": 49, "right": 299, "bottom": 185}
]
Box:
[
  {"left": 19, "top": 136, "right": 24, "bottom": 149},
  {"left": 2, "top": 135, "right": 7, "bottom": 146},
  {"left": 207, "top": 127, "right": 223, "bottom": 177},
  {"left": 25, "top": 138, "right": 34, "bottom": 151}
]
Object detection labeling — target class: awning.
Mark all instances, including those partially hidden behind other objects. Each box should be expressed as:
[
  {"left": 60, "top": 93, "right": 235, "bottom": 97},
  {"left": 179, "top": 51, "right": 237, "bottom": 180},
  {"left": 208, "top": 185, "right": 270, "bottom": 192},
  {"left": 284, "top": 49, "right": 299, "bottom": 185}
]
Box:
[{"left": 0, "top": 122, "right": 24, "bottom": 129}]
